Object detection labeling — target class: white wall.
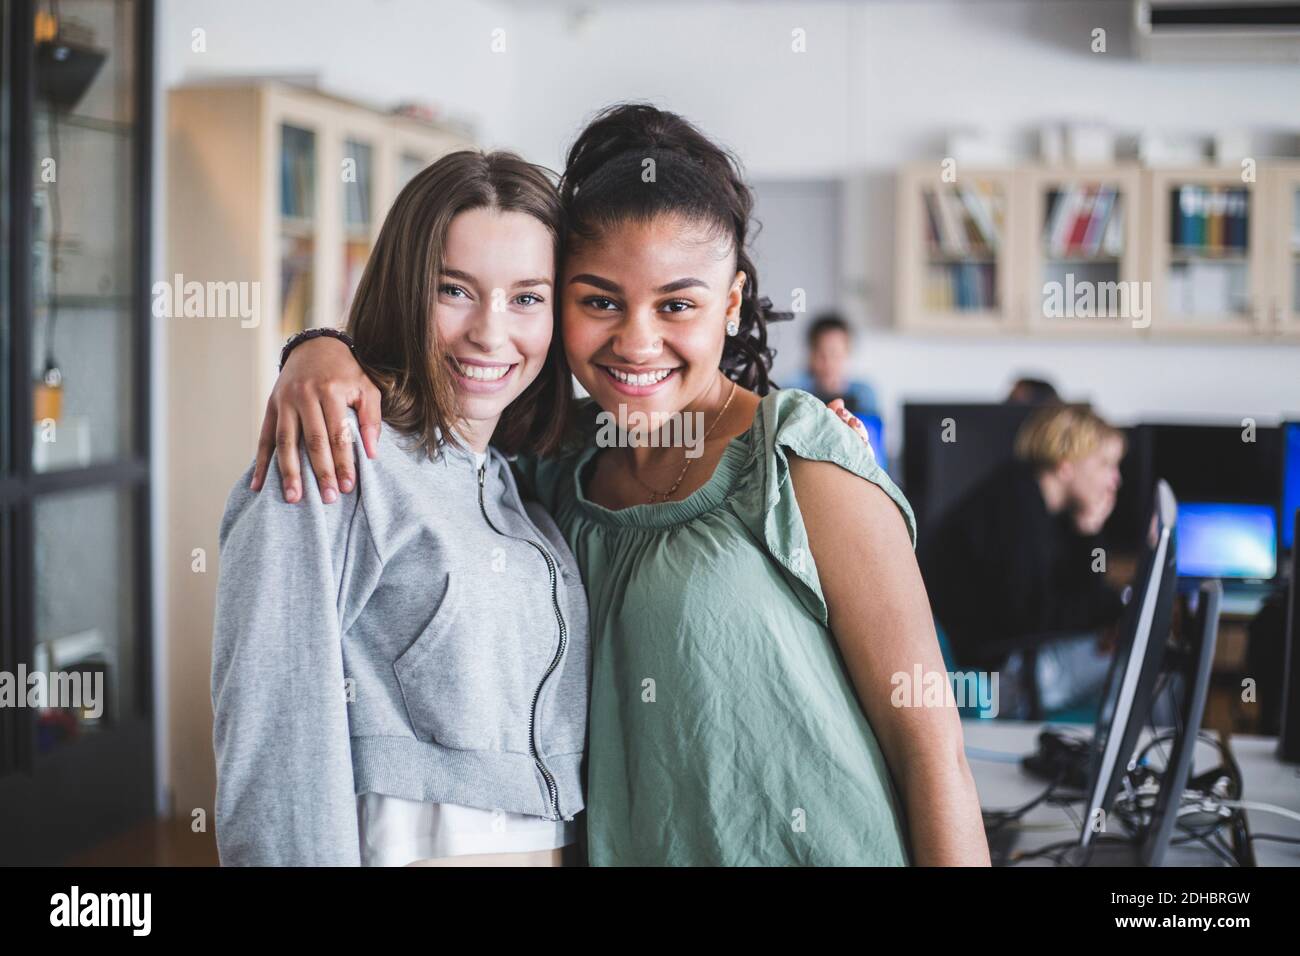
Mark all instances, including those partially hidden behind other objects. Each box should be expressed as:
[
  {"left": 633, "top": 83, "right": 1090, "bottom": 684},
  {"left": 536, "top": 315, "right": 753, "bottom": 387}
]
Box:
[
  {"left": 158, "top": 0, "right": 520, "bottom": 145},
  {"left": 157, "top": 0, "right": 1300, "bottom": 438}
]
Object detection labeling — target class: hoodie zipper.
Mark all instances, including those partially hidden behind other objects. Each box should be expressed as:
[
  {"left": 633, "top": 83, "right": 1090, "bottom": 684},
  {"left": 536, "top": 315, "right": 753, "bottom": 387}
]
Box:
[{"left": 478, "top": 462, "right": 567, "bottom": 821}]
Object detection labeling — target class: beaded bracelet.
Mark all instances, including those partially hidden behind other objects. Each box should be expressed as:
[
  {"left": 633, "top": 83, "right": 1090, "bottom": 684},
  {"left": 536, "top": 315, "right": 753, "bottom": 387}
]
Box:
[{"left": 279, "top": 327, "right": 357, "bottom": 372}]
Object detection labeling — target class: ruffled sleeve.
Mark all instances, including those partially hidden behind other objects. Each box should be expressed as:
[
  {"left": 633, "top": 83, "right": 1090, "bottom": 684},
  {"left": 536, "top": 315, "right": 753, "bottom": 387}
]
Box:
[{"left": 731, "top": 388, "right": 917, "bottom": 625}]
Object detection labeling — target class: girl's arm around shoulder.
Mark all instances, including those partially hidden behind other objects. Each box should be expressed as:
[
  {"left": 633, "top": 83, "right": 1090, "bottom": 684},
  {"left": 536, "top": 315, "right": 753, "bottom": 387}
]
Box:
[{"left": 788, "top": 454, "right": 991, "bottom": 866}]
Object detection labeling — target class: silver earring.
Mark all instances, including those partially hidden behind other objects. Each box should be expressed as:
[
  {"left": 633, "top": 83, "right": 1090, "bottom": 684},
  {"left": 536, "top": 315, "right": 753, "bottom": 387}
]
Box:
[{"left": 726, "top": 320, "right": 739, "bottom": 336}]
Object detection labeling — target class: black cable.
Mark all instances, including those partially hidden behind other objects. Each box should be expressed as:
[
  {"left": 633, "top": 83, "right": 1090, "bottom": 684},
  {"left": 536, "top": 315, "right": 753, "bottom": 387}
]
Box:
[
  {"left": 1009, "top": 833, "right": 1134, "bottom": 866},
  {"left": 982, "top": 772, "right": 1064, "bottom": 832},
  {"left": 1250, "top": 833, "right": 1300, "bottom": 846}
]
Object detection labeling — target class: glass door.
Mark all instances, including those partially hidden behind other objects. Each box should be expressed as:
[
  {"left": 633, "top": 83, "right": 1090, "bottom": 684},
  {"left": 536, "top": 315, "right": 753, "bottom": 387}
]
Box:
[
  {"left": 0, "top": 0, "right": 154, "bottom": 865},
  {"left": 279, "top": 121, "right": 316, "bottom": 337},
  {"left": 340, "top": 136, "right": 373, "bottom": 319}
]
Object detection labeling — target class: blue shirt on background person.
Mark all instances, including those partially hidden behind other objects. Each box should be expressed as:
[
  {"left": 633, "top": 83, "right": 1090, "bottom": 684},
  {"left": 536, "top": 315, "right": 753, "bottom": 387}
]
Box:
[{"left": 787, "top": 313, "right": 880, "bottom": 420}]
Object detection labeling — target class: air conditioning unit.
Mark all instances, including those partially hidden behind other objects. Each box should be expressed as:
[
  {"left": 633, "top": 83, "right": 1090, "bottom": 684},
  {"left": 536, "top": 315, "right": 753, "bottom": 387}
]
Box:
[{"left": 1135, "top": 0, "right": 1300, "bottom": 61}]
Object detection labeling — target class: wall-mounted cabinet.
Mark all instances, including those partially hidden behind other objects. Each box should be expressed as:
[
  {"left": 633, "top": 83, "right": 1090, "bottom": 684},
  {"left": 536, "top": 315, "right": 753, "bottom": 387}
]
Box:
[
  {"left": 896, "top": 166, "right": 1021, "bottom": 334},
  {"left": 1024, "top": 165, "right": 1144, "bottom": 334},
  {"left": 896, "top": 160, "right": 1296, "bottom": 341},
  {"left": 1267, "top": 162, "right": 1300, "bottom": 338},
  {"left": 1144, "top": 166, "right": 1269, "bottom": 336}
]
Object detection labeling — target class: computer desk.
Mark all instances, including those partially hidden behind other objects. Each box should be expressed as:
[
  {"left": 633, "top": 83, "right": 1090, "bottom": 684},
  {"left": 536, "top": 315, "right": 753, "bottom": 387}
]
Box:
[{"left": 962, "top": 719, "right": 1300, "bottom": 866}]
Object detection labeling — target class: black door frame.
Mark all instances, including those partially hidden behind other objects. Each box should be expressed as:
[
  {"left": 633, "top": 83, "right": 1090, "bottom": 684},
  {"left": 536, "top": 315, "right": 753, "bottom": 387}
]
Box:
[{"left": 0, "top": 0, "right": 155, "bottom": 864}]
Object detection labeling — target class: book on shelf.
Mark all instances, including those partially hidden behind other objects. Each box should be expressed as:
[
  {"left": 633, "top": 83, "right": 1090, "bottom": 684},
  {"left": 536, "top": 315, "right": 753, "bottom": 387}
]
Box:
[
  {"left": 1044, "top": 183, "right": 1120, "bottom": 259},
  {"left": 279, "top": 235, "right": 313, "bottom": 334},
  {"left": 923, "top": 185, "right": 1000, "bottom": 257},
  {"left": 957, "top": 186, "right": 999, "bottom": 253},
  {"left": 924, "top": 261, "right": 997, "bottom": 312},
  {"left": 1172, "top": 184, "right": 1249, "bottom": 253},
  {"left": 1082, "top": 187, "right": 1116, "bottom": 257}
]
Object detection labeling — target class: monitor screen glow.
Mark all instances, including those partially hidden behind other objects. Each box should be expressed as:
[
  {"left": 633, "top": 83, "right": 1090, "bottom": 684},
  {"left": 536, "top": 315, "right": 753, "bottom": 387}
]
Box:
[
  {"left": 1176, "top": 502, "right": 1277, "bottom": 580},
  {"left": 859, "top": 414, "right": 888, "bottom": 474}
]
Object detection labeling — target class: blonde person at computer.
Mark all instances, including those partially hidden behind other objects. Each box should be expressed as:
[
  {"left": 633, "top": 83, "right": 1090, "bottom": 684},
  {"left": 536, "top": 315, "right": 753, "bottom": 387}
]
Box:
[
  {"left": 920, "top": 403, "right": 1128, "bottom": 718},
  {"left": 211, "top": 152, "right": 590, "bottom": 866}
]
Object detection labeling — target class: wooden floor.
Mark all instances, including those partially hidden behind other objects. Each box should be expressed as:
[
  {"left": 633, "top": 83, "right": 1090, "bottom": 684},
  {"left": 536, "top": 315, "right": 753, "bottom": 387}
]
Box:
[{"left": 66, "top": 816, "right": 220, "bottom": 866}]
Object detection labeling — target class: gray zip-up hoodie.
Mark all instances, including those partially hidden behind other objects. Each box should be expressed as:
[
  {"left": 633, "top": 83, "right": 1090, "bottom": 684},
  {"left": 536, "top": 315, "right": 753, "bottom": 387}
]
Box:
[{"left": 211, "top": 412, "right": 590, "bottom": 866}]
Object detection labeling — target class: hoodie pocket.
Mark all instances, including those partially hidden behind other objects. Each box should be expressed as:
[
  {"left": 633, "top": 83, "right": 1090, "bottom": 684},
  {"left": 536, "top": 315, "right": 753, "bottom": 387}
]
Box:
[{"left": 392, "top": 574, "right": 530, "bottom": 753}]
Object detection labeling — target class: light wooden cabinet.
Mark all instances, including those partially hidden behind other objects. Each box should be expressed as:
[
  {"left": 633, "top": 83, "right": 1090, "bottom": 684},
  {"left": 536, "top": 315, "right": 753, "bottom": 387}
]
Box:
[
  {"left": 163, "top": 82, "right": 471, "bottom": 815},
  {"left": 895, "top": 160, "right": 1297, "bottom": 342},
  {"left": 1267, "top": 162, "right": 1300, "bottom": 338},
  {"left": 1144, "top": 166, "right": 1269, "bottom": 336},
  {"left": 896, "top": 164, "right": 1022, "bottom": 334},
  {"left": 1024, "top": 165, "right": 1144, "bottom": 334}
]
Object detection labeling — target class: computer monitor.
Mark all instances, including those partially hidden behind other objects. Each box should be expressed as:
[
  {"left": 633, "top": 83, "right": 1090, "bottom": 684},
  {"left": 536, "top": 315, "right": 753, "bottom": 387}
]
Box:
[
  {"left": 1140, "top": 579, "right": 1221, "bottom": 866},
  {"left": 858, "top": 414, "right": 888, "bottom": 474},
  {"left": 1143, "top": 422, "right": 1282, "bottom": 522},
  {"left": 1079, "top": 480, "right": 1179, "bottom": 851},
  {"left": 1175, "top": 502, "right": 1277, "bottom": 581},
  {"left": 901, "top": 403, "right": 1036, "bottom": 528},
  {"left": 1282, "top": 422, "right": 1300, "bottom": 552}
]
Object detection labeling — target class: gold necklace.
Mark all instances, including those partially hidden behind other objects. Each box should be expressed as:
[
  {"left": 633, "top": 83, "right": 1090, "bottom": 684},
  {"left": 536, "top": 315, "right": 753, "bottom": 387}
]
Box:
[{"left": 630, "top": 379, "right": 738, "bottom": 504}]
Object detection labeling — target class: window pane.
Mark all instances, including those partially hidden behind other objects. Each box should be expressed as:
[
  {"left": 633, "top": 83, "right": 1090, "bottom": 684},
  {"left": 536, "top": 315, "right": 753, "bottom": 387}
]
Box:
[
  {"left": 33, "top": 486, "right": 137, "bottom": 754},
  {"left": 30, "top": 0, "right": 137, "bottom": 471},
  {"left": 280, "top": 123, "right": 316, "bottom": 335},
  {"left": 341, "top": 138, "right": 372, "bottom": 319}
]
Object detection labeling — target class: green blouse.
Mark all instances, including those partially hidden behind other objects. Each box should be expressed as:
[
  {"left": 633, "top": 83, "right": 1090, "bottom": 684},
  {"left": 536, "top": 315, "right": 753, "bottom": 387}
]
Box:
[{"left": 518, "top": 387, "right": 917, "bottom": 866}]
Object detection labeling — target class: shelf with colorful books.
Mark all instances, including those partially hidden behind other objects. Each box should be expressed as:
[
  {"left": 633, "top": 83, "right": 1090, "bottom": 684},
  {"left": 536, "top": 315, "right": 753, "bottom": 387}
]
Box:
[
  {"left": 896, "top": 161, "right": 1300, "bottom": 340},
  {"left": 1145, "top": 168, "right": 1269, "bottom": 336},
  {"left": 1025, "top": 166, "right": 1143, "bottom": 335},
  {"left": 897, "top": 165, "right": 1019, "bottom": 332}
]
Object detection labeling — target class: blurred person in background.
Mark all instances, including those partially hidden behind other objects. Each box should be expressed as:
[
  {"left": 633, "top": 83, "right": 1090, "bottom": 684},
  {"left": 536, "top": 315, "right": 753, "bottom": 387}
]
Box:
[
  {"left": 1005, "top": 375, "right": 1061, "bottom": 406},
  {"left": 789, "top": 313, "right": 879, "bottom": 419},
  {"left": 919, "top": 404, "right": 1127, "bottom": 717}
]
